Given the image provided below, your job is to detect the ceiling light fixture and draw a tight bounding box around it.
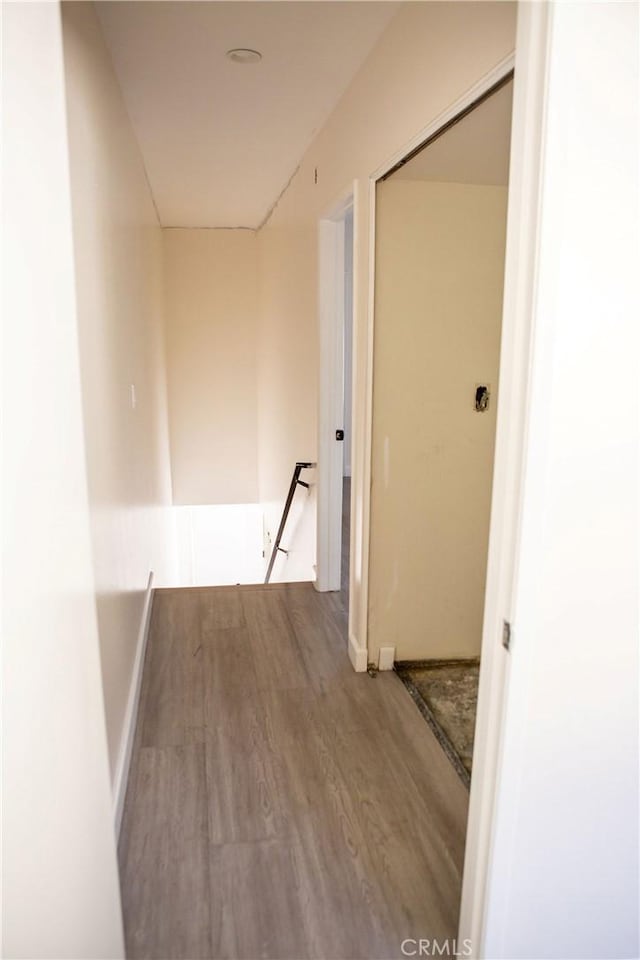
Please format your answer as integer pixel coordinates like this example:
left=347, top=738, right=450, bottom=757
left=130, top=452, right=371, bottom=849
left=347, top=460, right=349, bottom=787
left=226, top=48, right=262, bottom=65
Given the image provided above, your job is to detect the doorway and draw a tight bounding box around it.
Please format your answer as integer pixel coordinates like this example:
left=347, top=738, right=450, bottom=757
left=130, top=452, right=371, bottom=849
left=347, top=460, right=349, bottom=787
left=341, top=207, right=354, bottom=603
left=369, top=76, right=514, bottom=784
left=317, top=191, right=355, bottom=617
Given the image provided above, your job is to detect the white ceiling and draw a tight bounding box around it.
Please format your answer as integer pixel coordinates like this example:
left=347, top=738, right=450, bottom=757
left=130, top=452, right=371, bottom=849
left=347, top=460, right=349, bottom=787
left=391, top=79, right=513, bottom=186
left=96, top=1, right=397, bottom=229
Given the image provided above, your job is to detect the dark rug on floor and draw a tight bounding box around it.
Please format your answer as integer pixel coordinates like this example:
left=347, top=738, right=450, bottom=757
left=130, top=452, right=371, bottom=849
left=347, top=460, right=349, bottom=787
left=395, top=659, right=480, bottom=788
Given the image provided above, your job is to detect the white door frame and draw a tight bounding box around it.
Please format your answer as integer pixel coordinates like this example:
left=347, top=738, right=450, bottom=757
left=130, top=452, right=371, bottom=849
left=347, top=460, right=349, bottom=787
left=357, top=53, right=517, bottom=672
left=459, top=6, right=554, bottom=952
left=316, top=187, right=354, bottom=594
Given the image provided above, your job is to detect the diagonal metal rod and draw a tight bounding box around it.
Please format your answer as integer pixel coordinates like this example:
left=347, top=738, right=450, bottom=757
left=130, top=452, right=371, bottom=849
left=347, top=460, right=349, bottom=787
left=264, top=461, right=315, bottom=584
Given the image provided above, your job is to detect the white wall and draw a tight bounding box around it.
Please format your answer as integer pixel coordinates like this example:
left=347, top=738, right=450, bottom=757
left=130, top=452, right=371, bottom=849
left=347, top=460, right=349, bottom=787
left=2, top=3, right=124, bottom=956
left=256, top=2, right=516, bottom=642
left=174, top=504, right=265, bottom=587
left=163, top=228, right=260, bottom=505
left=369, top=180, right=507, bottom=663
left=61, top=1, right=175, bottom=787
left=481, top=3, right=639, bottom=957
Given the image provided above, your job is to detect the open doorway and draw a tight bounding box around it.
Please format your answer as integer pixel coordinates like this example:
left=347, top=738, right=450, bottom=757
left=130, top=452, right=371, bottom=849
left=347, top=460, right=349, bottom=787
left=317, top=192, right=355, bottom=618
left=369, top=75, right=514, bottom=786
left=341, top=207, right=354, bottom=603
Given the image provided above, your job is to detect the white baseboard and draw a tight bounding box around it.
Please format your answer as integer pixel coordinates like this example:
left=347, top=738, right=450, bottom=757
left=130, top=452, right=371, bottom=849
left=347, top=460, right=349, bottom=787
left=113, top=570, right=154, bottom=837
left=348, top=632, right=368, bottom=672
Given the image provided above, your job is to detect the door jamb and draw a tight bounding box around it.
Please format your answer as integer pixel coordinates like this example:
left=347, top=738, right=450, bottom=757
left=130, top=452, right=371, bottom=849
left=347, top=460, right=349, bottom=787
left=458, top=8, right=551, bottom=953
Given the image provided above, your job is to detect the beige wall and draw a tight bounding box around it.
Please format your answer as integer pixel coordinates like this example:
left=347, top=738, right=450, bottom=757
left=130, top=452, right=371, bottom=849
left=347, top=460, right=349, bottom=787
left=2, top=3, right=124, bottom=954
left=368, top=180, right=507, bottom=662
left=163, top=229, right=259, bottom=504
left=62, top=2, right=174, bottom=783
left=256, top=2, right=516, bottom=645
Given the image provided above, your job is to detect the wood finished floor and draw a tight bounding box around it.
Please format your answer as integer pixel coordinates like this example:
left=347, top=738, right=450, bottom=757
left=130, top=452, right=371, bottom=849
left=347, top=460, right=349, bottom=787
left=119, top=582, right=469, bottom=959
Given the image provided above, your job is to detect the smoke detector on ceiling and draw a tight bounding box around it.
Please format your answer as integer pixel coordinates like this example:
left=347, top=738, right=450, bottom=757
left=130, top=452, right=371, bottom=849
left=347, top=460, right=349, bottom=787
left=226, top=48, right=262, bottom=65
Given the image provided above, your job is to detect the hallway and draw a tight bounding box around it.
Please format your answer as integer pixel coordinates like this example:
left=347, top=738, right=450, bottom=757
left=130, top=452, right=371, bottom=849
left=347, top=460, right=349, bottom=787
left=119, top=583, right=469, bottom=959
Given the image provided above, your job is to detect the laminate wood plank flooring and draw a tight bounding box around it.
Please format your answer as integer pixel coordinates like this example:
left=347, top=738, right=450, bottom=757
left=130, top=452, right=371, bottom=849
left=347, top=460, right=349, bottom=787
left=119, top=582, right=469, bottom=959
left=122, top=744, right=211, bottom=959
